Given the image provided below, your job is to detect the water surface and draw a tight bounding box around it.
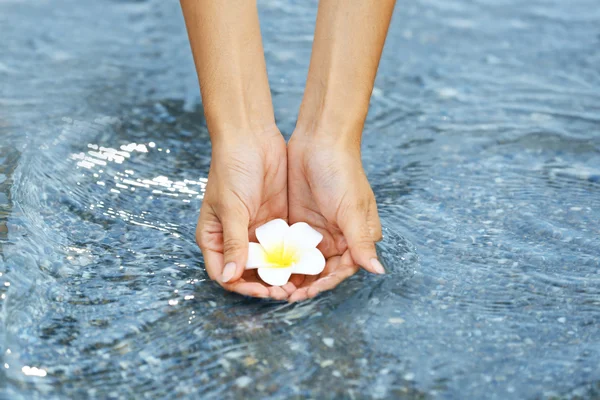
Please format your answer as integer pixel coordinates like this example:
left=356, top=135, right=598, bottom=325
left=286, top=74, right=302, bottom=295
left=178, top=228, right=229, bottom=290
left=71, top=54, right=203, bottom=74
left=1, top=0, right=599, bottom=398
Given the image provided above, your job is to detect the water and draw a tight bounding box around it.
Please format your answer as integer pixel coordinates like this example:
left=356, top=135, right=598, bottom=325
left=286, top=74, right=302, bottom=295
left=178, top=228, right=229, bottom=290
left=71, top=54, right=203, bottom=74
left=1, top=0, right=599, bottom=398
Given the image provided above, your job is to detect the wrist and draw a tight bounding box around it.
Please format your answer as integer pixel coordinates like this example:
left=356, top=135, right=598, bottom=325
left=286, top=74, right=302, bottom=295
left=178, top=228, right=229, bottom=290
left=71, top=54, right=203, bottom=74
left=210, top=123, right=282, bottom=150
left=293, top=80, right=369, bottom=151
left=207, top=118, right=278, bottom=144
left=290, top=124, right=362, bottom=158
left=292, top=106, right=364, bottom=155
left=204, top=95, right=276, bottom=142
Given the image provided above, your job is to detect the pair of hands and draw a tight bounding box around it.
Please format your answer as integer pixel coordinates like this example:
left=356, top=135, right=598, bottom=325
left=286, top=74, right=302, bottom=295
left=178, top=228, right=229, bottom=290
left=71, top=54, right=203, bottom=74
left=196, top=126, right=383, bottom=302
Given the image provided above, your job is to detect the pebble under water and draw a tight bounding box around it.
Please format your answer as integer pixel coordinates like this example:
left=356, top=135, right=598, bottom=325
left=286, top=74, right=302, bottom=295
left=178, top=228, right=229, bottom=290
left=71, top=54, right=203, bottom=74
left=1, top=0, right=600, bottom=398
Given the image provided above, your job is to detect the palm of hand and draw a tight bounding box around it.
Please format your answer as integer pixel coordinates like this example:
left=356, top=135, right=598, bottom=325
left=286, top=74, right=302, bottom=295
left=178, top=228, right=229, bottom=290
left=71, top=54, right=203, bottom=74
left=197, top=132, right=294, bottom=300
left=199, top=132, right=381, bottom=302
left=285, top=138, right=378, bottom=302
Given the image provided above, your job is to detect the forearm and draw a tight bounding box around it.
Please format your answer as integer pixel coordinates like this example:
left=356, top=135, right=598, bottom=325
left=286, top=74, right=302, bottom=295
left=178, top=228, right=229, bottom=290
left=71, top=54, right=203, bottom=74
left=296, top=0, right=396, bottom=144
left=181, top=0, right=275, bottom=139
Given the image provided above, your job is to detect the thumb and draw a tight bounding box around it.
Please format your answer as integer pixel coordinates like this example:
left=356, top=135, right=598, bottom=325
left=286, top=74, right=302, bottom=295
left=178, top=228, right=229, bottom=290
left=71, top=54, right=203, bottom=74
left=339, top=207, right=385, bottom=275
left=220, top=207, right=250, bottom=283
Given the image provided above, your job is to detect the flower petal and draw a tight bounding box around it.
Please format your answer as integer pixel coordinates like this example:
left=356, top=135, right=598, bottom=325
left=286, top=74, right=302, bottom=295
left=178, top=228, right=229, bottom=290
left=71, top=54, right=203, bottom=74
left=291, top=248, right=326, bottom=275
left=257, top=267, right=293, bottom=286
left=285, top=222, right=323, bottom=250
left=255, top=219, right=289, bottom=253
left=246, top=242, right=271, bottom=269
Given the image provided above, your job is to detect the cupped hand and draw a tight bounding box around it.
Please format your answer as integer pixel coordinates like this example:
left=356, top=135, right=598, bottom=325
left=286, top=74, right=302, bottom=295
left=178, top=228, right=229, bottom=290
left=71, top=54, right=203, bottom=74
left=286, top=132, right=384, bottom=302
left=196, top=127, right=295, bottom=300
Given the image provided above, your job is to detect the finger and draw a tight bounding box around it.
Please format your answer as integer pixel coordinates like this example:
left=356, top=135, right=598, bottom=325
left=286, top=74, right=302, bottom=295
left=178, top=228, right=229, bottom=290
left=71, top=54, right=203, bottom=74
left=334, top=234, right=348, bottom=255
left=307, top=257, right=359, bottom=298
left=306, top=276, right=334, bottom=298
left=320, top=255, right=341, bottom=275
left=339, top=205, right=385, bottom=275
left=201, top=247, right=224, bottom=282
left=315, top=228, right=339, bottom=259
left=281, top=282, right=297, bottom=296
left=288, top=287, right=310, bottom=303
left=221, top=280, right=269, bottom=298
left=298, top=274, right=318, bottom=288
left=196, top=205, right=224, bottom=281
left=289, top=274, right=306, bottom=288
left=220, top=206, right=250, bottom=283
left=288, top=274, right=317, bottom=302
left=269, top=286, right=289, bottom=301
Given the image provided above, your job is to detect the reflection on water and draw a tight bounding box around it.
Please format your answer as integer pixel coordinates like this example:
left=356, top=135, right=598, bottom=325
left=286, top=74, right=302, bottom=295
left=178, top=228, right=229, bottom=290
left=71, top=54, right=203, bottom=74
left=1, top=0, right=600, bottom=398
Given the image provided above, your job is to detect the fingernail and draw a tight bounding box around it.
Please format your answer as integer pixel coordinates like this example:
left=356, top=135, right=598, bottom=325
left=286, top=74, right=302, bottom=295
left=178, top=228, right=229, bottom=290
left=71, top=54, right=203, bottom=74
left=221, top=262, right=237, bottom=283
left=370, top=258, right=385, bottom=274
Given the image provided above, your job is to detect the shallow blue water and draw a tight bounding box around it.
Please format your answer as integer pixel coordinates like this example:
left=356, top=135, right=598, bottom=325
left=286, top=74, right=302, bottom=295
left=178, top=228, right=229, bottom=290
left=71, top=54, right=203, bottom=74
left=1, top=0, right=600, bottom=398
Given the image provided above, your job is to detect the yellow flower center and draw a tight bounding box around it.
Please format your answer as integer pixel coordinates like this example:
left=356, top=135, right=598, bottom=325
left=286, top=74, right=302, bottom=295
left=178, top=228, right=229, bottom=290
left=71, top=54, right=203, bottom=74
left=265, top=244, right=299, bottom=268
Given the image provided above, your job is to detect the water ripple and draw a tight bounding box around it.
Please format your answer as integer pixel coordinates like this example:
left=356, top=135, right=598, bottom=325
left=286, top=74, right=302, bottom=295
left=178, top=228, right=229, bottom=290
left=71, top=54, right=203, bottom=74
left=2, top=0, right=600, bottom=398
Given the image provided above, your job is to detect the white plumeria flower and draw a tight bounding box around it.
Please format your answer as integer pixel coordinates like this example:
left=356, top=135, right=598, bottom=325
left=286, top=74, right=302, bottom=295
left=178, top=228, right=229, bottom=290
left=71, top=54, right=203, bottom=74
left=245, top=219, right=326, bottom=286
